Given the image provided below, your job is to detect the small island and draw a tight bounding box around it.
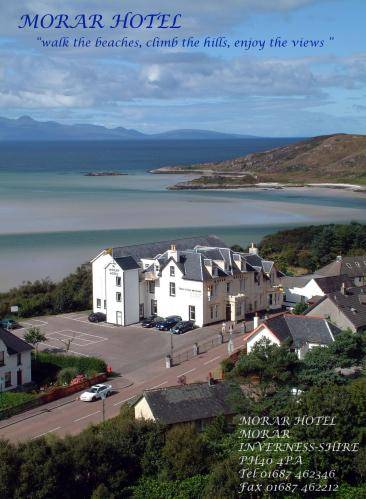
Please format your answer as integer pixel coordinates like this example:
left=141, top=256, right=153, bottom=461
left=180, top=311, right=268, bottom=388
left=84, top=171, right=128, bottom=177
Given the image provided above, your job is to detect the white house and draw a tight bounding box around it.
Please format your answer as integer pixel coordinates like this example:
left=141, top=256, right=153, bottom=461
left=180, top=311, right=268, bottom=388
left=282, top=275, right=353, bottom=308
left=91, top=235, right=284, bottom=327
left=245, top=313, right=341, bottom=359
left=0, top=327, right=32, bottom=391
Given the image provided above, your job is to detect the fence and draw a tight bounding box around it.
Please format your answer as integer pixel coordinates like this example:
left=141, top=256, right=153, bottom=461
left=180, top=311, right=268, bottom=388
left=171, top=331, right=241, bottom=367
left=0, top=372, right=107, bottom=421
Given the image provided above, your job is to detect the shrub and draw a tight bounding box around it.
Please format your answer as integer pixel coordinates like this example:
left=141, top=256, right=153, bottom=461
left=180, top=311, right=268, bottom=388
left=57, top=367, right=79, bottom=386
left=35, top=352, right=107, bottom=375
left=0, top=392, right=36, bottom=411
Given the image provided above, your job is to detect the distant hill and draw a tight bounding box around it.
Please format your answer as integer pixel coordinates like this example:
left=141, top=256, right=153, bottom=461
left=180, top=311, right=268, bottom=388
left=154, top=134, right=366, bottom=185
left=0, top=116, right=254, bottom=141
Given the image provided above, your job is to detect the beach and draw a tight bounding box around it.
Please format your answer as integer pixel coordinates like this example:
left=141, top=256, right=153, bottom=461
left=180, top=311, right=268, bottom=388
left=1, top=139, right=365, bottom=291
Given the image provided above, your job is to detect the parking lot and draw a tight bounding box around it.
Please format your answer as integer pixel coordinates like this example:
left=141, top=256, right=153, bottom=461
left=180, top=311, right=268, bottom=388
left=13, top=312, right=238, bottom=376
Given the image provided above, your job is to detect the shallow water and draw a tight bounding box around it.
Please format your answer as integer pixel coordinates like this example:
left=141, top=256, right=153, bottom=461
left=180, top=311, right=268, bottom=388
left=0, top=139, right=364, bottom=290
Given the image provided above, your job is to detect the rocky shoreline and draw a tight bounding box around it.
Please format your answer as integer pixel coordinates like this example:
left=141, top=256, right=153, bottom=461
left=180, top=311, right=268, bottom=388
left=150, top=167, right=366, bottom=192
left=84, top=171, right=128, bottom=176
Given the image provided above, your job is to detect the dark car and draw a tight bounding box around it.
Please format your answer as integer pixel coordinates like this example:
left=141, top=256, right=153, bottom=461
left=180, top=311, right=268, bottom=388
left=141, top=315, right=164, bottom=328
left=0, top=318, right=19, bottom=330
left=155, top=315, right=182, bottom=331
left=88, top=312, right=106, bottom=323
left=171, top=320, right=195, bottom=335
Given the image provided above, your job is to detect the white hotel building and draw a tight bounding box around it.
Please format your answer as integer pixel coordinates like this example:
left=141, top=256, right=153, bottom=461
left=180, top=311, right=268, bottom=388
left=91, top=235, right=283, bottom=327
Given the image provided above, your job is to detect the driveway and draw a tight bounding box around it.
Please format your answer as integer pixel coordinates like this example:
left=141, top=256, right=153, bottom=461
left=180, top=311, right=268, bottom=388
left=13, top=312, right=251, bottom=376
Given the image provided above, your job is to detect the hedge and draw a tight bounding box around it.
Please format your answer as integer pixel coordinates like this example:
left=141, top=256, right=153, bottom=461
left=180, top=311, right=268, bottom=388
left=0, top=391, right=37, bottom=411
left=34, top=352, right=107, bottom=375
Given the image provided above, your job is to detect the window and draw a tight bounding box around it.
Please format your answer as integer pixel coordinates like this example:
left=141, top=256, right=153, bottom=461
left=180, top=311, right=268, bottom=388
left=148, top=281, right=155, bottom=294
left=96, top=298, right=101, bottom=308
left=0, top=351, right=4, bottom=367
left=17, top=353, right=22, bottom=366
left=103, top=300, right=106, bottom=309
left=214, top=304, right=219, bottom=318
left=269, top=294, right=273, bottom=305
left=240, top=279, right=245, bottom=292
left=226, top=282, right=231, bottom=293
left=169, top=282, right=176, bottom=297
left=151, top=299, right=157, bottom=315
left=170, top=266, right=175, bottom=277
left=4, top=372, right=11, bottom=388
left=210, top=306, right=214, bottom=320
left=189, top=305, right=196, bottom=321
left=116, top=276, right=121, bottom=286
left=116, top=292, right=122, bottom=302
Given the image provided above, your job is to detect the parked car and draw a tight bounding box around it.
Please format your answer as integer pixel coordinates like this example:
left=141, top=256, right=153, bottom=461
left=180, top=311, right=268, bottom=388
left=141, top=315, right=164, bottom=328
left=171, top=320, right=195, bottom=335
left=155, top=315, right=182, bottom=331
left=88, top=312, right=106, bottom=323
left=0, top=318, right=19, bottom=329
left=79, top=383, right=112, bottom=402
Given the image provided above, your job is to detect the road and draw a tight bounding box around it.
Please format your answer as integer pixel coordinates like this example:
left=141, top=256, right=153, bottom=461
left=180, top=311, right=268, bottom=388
left=0, top=331, right=245, bottom=443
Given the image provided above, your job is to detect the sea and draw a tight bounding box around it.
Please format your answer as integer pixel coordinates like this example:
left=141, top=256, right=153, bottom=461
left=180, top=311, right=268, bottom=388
left=1, top=138, right=365, bottom=292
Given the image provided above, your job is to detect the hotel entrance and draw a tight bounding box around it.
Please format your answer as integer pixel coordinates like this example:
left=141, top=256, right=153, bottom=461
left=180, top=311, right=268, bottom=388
left=226, top=304, right=231, bottom=321
left=116, top=311, right=123, bottom=326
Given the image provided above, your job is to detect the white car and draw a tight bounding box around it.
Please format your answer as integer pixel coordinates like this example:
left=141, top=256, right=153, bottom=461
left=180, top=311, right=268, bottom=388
left=79, top=383, right=112, bottom=402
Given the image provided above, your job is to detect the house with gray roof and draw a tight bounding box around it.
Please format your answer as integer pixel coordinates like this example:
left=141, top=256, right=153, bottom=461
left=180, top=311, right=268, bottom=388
left=245, top=313, right=340, bottom=359
left=133, top=381, right=236, bottom=427
left=305, top=286, right=366, bottom=333
left=0, top=327, right=32, bottom=391
left=91, top=236, right=283, bottom=326
left=317, top=255, right=366, bottom=287
left=282, top=273, right=354, bottom=308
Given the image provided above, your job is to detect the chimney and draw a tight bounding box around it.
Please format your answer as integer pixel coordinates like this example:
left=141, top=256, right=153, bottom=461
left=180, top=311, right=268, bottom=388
left=340, top=282, right=346, bottom=295
left=253, top=312, right=259, bottom=328
left=168, top=243, right=177, bottom=260
left=249, top=242, right=258, bottom=256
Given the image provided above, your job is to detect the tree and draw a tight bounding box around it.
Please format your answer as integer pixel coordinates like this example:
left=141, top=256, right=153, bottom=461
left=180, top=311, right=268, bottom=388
left=293, top=302, right=308, bottom=315
left=57, top=331, right=76, bottom=353
left=162, top=424, right=209, bottom=480
left=0, top=440, right=20, bottom=499
left=23, top=327, right=46, bottom=357
left=230, top=339, right=300, bottom=403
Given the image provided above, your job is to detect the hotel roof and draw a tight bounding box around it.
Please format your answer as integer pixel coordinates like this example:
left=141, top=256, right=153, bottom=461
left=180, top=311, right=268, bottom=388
left=112, top=235, right=228, bottom=260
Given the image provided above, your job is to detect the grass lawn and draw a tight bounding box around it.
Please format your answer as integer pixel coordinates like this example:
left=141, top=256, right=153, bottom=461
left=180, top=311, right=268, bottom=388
left=0, top=391, right=37, bottom=411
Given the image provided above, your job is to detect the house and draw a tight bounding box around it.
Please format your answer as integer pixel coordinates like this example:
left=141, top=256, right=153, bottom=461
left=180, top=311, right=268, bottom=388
left=282, top=274, right=353, bottom=308
left=133, top=381, right=236, bottom=427
left=317, top=255, right=366, bottom=287
left=305, top=286, right=366, bottom=333
left=0, top=327, right=32, bottom=391
left=91, top=235, right=283, bottom=327
left=244, top=314, right=340, bottom=359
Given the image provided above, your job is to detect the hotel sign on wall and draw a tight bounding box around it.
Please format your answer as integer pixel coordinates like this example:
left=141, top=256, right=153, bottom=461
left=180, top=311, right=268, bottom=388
left=178, top=286, right=202, bottom=295
left=108, top=265, right=119, bottom=276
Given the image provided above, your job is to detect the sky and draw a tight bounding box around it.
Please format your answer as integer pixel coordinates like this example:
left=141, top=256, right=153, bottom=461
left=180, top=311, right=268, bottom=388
left=0, top=0, right=366, bottom=136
